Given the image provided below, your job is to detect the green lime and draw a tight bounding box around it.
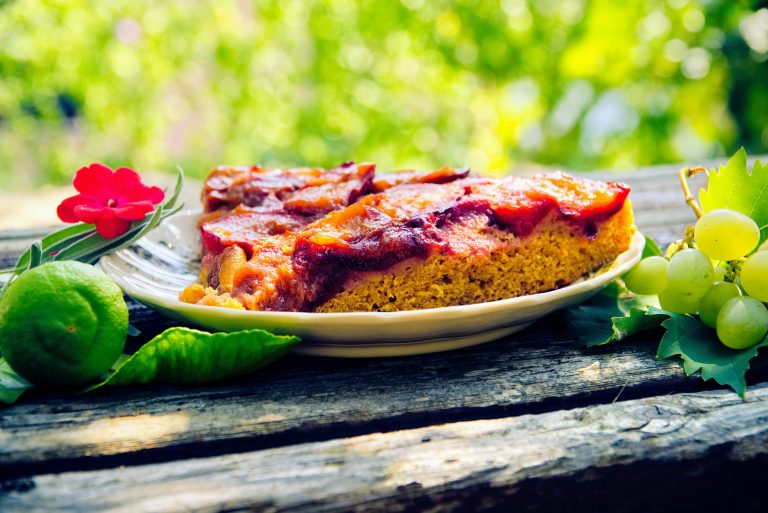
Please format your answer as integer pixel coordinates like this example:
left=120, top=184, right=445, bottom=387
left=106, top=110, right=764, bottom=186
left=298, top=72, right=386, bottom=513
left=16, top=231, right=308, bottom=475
left=0, top=261, right=128, bottom=388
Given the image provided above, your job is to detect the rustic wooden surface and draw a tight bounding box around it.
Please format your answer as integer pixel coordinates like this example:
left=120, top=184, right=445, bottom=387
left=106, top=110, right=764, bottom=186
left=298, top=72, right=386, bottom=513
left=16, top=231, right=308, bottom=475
left=4, top=386, right=768, bottom=512
left=1, top=162, right=767, bottom=512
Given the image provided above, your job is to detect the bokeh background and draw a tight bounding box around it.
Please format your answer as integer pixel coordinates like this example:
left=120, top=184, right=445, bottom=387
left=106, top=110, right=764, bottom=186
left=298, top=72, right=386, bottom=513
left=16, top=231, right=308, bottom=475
left=1, top=0, right=767, bottom=191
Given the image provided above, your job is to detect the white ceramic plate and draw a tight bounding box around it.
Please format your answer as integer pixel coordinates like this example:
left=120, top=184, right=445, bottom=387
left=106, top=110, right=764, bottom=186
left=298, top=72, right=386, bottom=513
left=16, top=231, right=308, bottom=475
left=100, top=210, right=644, bottom=357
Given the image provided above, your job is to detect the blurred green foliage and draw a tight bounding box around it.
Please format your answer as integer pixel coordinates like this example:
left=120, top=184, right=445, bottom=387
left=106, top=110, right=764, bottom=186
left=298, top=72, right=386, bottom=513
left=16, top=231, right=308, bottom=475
left=1, top=0, right=767, bottom=189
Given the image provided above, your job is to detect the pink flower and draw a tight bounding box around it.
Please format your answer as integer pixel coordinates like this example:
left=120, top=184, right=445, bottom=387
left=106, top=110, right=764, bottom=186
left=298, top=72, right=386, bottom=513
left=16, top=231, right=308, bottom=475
left=57, top=163, right=165, bottom=238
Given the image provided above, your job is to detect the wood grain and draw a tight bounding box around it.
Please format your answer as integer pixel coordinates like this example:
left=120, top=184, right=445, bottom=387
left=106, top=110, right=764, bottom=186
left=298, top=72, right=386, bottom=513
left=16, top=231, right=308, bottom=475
left=4, top=311, right=767, bottom=478
left=3, top=385, right=767, bottom=512
left=0, top=320, right=687, bottom=476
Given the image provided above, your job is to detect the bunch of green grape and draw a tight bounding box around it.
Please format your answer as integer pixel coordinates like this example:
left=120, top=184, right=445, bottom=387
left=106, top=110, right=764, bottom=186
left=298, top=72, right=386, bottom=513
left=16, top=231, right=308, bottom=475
left=624, top=209, right=768, bottom=350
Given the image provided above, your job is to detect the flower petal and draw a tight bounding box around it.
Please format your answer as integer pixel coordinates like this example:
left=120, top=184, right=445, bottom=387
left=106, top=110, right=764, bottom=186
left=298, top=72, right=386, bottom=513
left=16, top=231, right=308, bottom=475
left=73, top=204, right=106, bottom=224
left=115, top=167, right=165, bottom=204
left=113, top=167, right=143, bottom=194
left=73, top=163, right=115, bottom=198
left=145, top=185, right=165, bottom=204
left=112, top=201, right=155, bottom=220
left=93, top=209, right=131, bottom=238
left=57, top=194, right=90, bottom=223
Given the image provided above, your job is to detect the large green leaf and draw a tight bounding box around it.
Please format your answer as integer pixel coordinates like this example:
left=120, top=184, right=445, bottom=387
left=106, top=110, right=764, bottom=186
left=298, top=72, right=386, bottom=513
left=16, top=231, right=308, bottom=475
left=699, top=148, right=768, bottom=244
left=656, top=311, right=768, bottom=398
left=92, top=327, right=300, bottom=389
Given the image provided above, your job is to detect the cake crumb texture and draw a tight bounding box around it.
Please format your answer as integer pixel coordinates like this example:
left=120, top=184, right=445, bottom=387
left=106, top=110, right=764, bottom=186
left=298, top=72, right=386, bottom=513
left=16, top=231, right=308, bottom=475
left=316, top=202, right=634, bottom=312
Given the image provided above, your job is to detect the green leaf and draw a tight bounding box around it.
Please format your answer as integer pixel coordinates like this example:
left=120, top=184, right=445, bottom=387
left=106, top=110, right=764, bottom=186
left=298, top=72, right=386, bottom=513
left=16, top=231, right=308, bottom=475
left=9, top=224, right=94, bottom=273
left=1, top=223, right=96, bottom=291
left=71, top=206, right=167, bottom=264
left=564, top=283, right=665, bottom=347
left=47, top=230, right=115, bottom=262
left=642, top=234, right=662, bottom=258
left=610, top=307, right=669, bottom=342
left=164, top=167, right=185, bottom=210
left=51, top=215, right=155, bottom=262
left=699, top=148, right=768, bottom=244
left=41, top=225, right=98, bottom=258
left=28, top=241, right=42, bottom=269
left=656, top=312, right=768, bottom=398
left=0, top=358, right=33, bottom=405
left=89, top=327, right=299, bottom=390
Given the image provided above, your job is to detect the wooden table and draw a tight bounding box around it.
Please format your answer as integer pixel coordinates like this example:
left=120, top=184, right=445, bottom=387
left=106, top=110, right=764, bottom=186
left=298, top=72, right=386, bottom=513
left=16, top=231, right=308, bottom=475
left=2, top=163, right=767, bottom=512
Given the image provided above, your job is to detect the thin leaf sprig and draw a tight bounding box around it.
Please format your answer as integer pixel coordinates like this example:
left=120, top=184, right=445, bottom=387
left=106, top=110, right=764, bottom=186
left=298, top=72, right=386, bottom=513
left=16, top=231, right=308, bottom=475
left=0, top=167, right=185, bottom=298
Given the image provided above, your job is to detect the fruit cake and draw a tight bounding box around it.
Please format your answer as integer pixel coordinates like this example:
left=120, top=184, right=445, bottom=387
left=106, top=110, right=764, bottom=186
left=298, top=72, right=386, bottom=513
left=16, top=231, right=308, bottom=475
left=179, top=162, right=634, bottom=312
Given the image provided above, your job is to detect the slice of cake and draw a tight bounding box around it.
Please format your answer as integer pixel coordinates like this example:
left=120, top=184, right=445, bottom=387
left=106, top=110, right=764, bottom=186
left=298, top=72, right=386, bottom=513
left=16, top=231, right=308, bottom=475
left=180, top=163, right=634, bottom=312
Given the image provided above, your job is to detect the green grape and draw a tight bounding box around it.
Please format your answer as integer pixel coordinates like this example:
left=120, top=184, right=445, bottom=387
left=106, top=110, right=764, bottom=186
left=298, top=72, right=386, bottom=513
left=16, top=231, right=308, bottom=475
left=694, top=209, right=760, bottom=261
left=716, top=297, right=768, bottom=349
left=658, top=288, right=701, bottom=314
left=740, top=252, right=768, bottom=302
left=698, top=281, right=741, bottom=328
left=713, top=264, right=728, bottom=282
left=623, top=256, right=668, bottom=295
left=666, top=248, right=714, bottom=301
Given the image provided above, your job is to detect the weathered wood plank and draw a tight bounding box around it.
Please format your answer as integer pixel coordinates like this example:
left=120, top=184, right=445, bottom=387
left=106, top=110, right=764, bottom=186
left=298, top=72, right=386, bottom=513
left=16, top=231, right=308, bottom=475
left=3, top=315, right=767, bottom=478
left=3, top=385, right=768, bottom=513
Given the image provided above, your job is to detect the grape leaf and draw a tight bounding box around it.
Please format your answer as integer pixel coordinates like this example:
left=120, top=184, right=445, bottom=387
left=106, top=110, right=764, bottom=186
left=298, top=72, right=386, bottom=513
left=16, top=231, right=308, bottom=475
left=87, top=327, right=300, bottom=390
left=610, top=308, right=668, bottom=342
left=642, top=234, right=662, bottom=258
left=564, top=282, right=665, bottom=347
left=699, top=148, right=768, bottom=244
left=656, top=310, right=768, bottom=398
